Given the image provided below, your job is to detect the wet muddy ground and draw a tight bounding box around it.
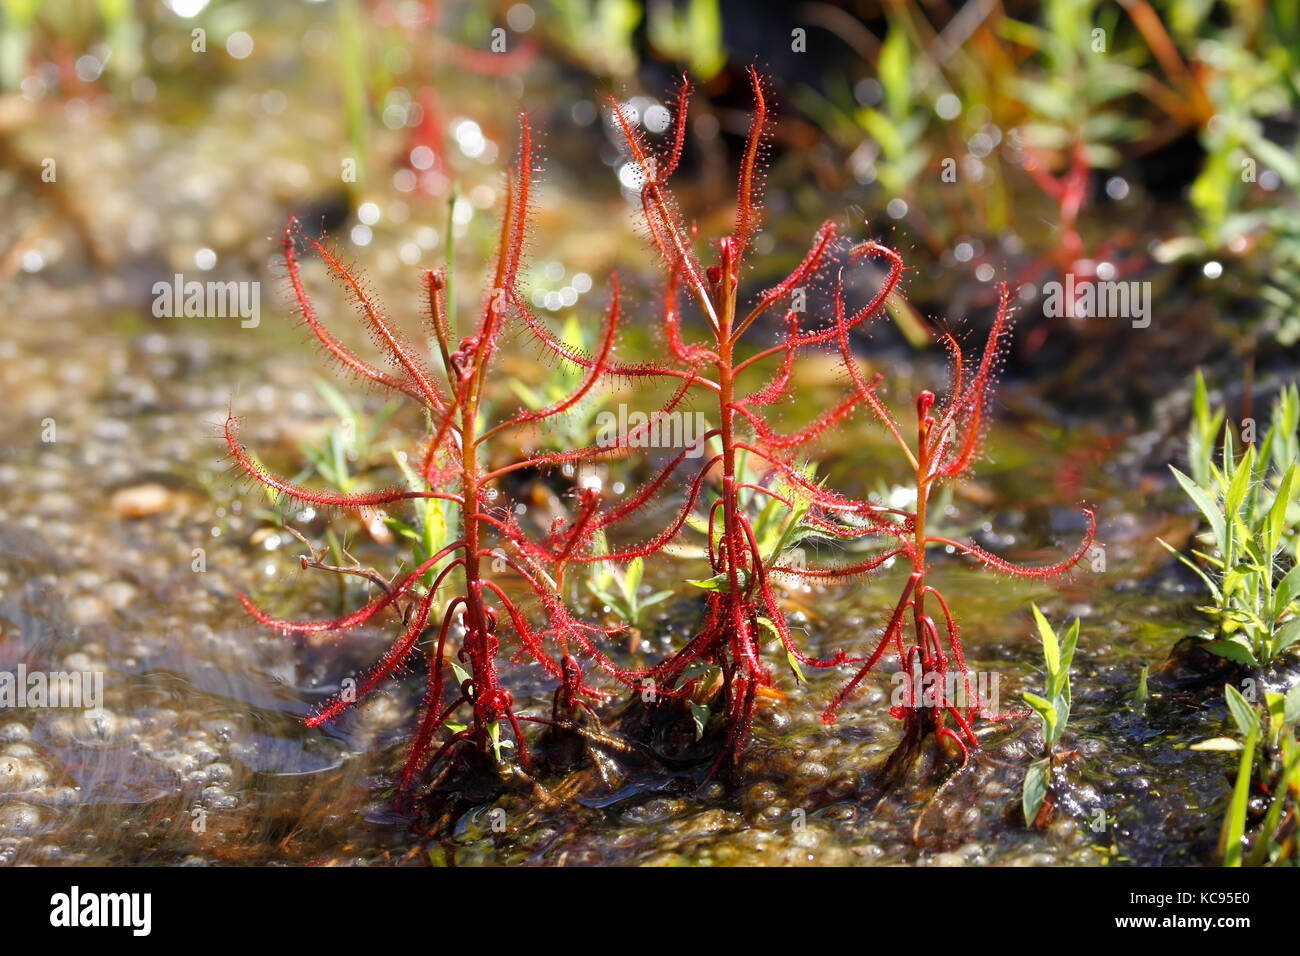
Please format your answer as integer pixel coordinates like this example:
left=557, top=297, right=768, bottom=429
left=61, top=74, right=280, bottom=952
left=0, top=275, right=1271, bottom=865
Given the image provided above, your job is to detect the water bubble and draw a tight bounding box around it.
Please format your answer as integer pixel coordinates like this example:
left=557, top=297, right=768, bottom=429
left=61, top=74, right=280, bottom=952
left=975, top=263, right=995, bottom=282
left=853, top=79, right=882, bottom=107
left=261, top=89, right=286, bottom=115
left=410, top=145, right=436, bottom=170
left=1105, top=176, right=1130, bottom=200
left=74, top=54, right=104, bottom=83
left=643, top=104, right=671, bottom=133
left=506, top=3, right=536, bottom=31
left=451, top=118, right=485, bottom=159
left=1203, top=261, right=1223, bottom=279
left=226, top=31, right=254, bottom=60
left=572, top=272, right=592, bottom=293
left=618, top=162, right=643, bottom=190
left=886, top=198, right=908, bottom=219
left=935, top=94, right=962, bottom=120
left=350, top=224, right=372, bottom=246
left=382, top=104, right=406, bottom=130
left=20, top=75, right=46, bottom=101
left=166, top=0, right=210, bottom=16
left=195, top=247, right=217, bottom=270
left=968, top=132, right=993, bottom=157
left=357, top=202, right=381, bottom=225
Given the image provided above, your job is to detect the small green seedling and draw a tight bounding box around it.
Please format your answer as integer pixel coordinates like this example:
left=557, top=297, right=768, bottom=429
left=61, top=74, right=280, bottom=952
left=1022, top=604, right=1080, bottom=827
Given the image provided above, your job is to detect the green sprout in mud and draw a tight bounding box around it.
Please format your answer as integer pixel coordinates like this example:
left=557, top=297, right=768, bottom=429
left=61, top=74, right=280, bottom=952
left=585, top=554, right=673, bottom=632
left=1162, top=370, right=1300, bottom=668
left=1021, top=604, right=1080, bottom=828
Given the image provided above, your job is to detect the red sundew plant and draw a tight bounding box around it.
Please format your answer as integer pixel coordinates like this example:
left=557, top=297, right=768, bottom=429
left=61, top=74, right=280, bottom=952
left=502, top=69, right=930, bottom=767
left=820, top=281, right=1097, bottom=773
left=225, top=117, right=644, bottom=802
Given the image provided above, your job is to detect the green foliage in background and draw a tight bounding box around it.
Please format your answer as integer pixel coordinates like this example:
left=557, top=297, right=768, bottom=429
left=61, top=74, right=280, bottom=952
left=1162, top=371, right=1300, bottom=668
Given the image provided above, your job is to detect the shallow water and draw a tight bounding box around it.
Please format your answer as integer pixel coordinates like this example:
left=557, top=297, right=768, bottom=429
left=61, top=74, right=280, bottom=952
left=1, top=5, right=1294, bottom=867
left=0, top=275, right=1274, bottom=866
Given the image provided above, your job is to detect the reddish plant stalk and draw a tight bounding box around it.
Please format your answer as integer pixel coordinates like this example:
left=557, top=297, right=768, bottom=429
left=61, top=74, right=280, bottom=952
left=227, top=115, right=641, bottom=801
left=492, top=69, right=923, bottom=766
left=821, top=283, right=1097, bottom=767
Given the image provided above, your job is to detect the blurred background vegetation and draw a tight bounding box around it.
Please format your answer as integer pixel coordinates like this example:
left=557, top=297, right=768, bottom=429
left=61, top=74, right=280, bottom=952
left=2, top=0, right=1298, bottom=381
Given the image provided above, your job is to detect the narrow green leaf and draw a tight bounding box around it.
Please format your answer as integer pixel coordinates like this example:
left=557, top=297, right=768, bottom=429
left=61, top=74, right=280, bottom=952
left=1132, top=663, right=1149, bottom=710
left=1224, top=683, right=1261, bottom=738
left=1220, top=725, right=1257, bottom=867
left=1023, top=691, right=1058, bottom=744
left=1031, top=604, right=1060, bottom=677
left=1170, top=466, right=1226, bottom=553
left=1265, top=465, right=1294, bottom=555
left=1023, top=757, right=1050, bottom=827
left=689, top=701, right=710, bottom=741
